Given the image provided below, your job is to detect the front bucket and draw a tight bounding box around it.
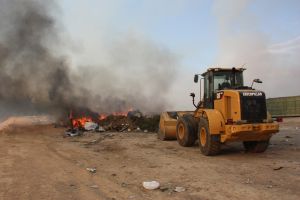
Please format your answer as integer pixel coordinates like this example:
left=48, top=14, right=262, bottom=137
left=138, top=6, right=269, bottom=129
left=158, top=111, right=193, bottom=140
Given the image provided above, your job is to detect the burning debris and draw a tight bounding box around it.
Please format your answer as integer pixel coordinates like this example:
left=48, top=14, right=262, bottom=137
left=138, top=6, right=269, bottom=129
left=64, top=109, right=160, bottom=137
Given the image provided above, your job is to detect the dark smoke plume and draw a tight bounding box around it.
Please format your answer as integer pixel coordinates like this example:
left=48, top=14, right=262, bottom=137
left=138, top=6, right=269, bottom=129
left=0, top=0, right=178, bottom=119
left=0, top=0, right=84, bottom=119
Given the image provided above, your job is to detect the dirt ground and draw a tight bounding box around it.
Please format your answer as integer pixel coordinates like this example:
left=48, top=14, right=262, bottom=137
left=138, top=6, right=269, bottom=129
left=0, top=118, right=299, bottom=200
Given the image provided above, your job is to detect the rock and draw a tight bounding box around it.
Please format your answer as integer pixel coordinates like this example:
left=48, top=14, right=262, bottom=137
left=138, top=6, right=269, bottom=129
left=174, top=186, right=185, bottom=192
left=143, top=181, right=160, bottom=190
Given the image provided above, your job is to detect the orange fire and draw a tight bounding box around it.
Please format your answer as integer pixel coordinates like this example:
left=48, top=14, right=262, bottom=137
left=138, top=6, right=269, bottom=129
left=98, top=108, right=133, bottom=121
left=72, top=116, right=92, bottom=128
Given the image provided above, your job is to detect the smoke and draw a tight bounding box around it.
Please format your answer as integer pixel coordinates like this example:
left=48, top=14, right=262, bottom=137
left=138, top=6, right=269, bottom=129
left=0, top=0, right=179, bottom=119
left=213, top=0, right=300, bottom=97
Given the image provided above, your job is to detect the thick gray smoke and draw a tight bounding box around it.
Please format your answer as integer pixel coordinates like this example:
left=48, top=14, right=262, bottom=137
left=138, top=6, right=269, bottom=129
left=0, top=0, right=178, bottom=119
left=213, top=0, right=300, bottom=97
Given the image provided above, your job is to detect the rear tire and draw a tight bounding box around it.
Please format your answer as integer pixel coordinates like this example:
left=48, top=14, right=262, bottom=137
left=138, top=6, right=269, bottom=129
left=176, top=116, right=196, bottom=147
left=198, top=118, right=220, bottom=156
left=243, top=140, right=269, bottom=153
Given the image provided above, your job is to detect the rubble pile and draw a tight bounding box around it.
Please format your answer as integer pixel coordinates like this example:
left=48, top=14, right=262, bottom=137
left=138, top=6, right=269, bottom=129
left=64, top=110, right=160, bottom=136
left=99, top=111, right=160, bottom=132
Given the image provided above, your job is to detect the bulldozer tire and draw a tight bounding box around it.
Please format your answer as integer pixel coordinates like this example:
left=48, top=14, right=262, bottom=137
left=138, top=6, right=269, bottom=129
left=198, top=118, right=220, bottom=156
left=183, top=114, right=198, bottom=138
left=176, top=116, right=196, bottom=147
left=243, top=140, right=269, bottom=153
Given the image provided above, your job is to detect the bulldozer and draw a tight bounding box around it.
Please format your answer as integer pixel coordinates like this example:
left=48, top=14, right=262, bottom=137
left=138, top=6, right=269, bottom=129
left=158, top=67, right=279, bottom=156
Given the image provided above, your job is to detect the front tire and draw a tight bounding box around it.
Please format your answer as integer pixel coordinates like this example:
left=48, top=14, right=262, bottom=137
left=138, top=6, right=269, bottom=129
left=243, top=140, right=269, bottom=153
left=176, top=116, right=196, bottom=147
left=198, top=118, right=220, bottom=156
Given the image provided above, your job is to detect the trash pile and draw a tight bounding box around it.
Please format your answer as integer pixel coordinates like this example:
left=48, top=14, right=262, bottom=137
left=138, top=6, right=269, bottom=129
left=64, top=110, right=160, bottom=137
left=99, top=111, right=160, bottom=132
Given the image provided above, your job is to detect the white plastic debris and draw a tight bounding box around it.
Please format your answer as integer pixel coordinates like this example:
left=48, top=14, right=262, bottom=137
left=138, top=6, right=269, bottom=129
left=90, top=185, right=99, bottom=189
left=65, top=130, right=80, bottom=137
left=86, top=168, right=97, bottom=173
left=174, top=186, right=185, bottom=192
left=142, top=181, right=160, bottom=190
left=144, top=130, right=148, bottom=133
left=84, top=122, right=98, bottom=131
left=98, top=126, right=105, bottom=132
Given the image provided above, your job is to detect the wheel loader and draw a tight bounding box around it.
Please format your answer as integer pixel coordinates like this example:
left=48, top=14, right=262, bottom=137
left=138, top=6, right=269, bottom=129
left=158, top=67, right=279, bottom=156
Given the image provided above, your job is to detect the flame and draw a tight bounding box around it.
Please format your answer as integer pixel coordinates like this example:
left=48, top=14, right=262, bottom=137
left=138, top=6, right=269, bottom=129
left=72, top=116, right=92, bottom=128
left=69, top=108, right=133, bottom=128
left=98, top=108, right=133, bottom=121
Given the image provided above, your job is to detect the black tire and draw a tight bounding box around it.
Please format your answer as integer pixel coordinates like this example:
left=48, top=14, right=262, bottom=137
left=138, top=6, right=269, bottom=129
left=198, top=118, right=221, bottom=156
left=184, top=114, right=198, bottom=138
left=243, top=140, right=269, bottom=153
left=176, top=116, right=196, bottom=147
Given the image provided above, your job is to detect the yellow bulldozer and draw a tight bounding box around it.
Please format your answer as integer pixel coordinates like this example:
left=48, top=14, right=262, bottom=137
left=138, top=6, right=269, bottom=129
left=158, top=67, right=279, bottom=156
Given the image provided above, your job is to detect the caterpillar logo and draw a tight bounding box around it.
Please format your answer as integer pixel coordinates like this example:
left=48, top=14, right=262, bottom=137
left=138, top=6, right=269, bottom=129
left=216, top=92, right=224, bottom=99
left=242, top=92, right=263, bottom=97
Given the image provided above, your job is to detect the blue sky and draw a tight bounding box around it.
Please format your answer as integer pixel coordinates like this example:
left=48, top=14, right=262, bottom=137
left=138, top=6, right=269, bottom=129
left=58, top=0, right=300, bottom=109
left=59, top=0, right=300, bottom=69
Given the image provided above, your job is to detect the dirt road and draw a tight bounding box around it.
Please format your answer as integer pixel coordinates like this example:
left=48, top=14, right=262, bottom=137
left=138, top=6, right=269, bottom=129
left=0, top=119, right=299, bottom=200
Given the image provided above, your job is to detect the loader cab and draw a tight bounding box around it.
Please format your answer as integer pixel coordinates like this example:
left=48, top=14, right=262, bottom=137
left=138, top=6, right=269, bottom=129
left=201, top=68, right=245, bottom=108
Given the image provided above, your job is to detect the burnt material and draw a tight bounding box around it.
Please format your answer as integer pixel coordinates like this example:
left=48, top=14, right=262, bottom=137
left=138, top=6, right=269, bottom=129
left=239, top=92, right=267, bottom=123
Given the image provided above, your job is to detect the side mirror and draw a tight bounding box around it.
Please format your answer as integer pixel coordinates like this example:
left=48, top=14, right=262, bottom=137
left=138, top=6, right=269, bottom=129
left=251, top=78, right=263, bottom=88
left=194, top=75, right=199, bottom=83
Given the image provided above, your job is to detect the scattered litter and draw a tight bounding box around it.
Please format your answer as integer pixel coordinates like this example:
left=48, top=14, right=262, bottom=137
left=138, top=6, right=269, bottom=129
left=143, top=181, right=160, bottom=190
left=159, top=186, right=170, bottom=192
left=273, top=166, right=283, bottom=170
left=127, top=128, right=131, bottom=132
left=285, top=135, right=292, bottom=138
left=121, top=182, right=127, bottom=187
left=267, top=185, right=273, bottom=188
left=244, top=178, right=253, bottom=184
left=128, top=110, right=142, bottom=118
left=97, top=126, right=105, bottom=132
left=144, top=130, right=148, bottom=133
left=174, top=186, right=186, bottom=192
left=84, top=121, right=98, bottom=131
left=119, top=124, right=130, bottom=132
left=86, top=168, right=97, bottom=173
left=65, top=129, right=81, bottom=137
left=90, top=185, right=99, bottom=189
left=136, top=127, right=141, bottom=131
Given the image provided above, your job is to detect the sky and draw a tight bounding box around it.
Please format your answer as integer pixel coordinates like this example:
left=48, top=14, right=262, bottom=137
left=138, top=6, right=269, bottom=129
left=58, top=0, right=300, bottom=110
